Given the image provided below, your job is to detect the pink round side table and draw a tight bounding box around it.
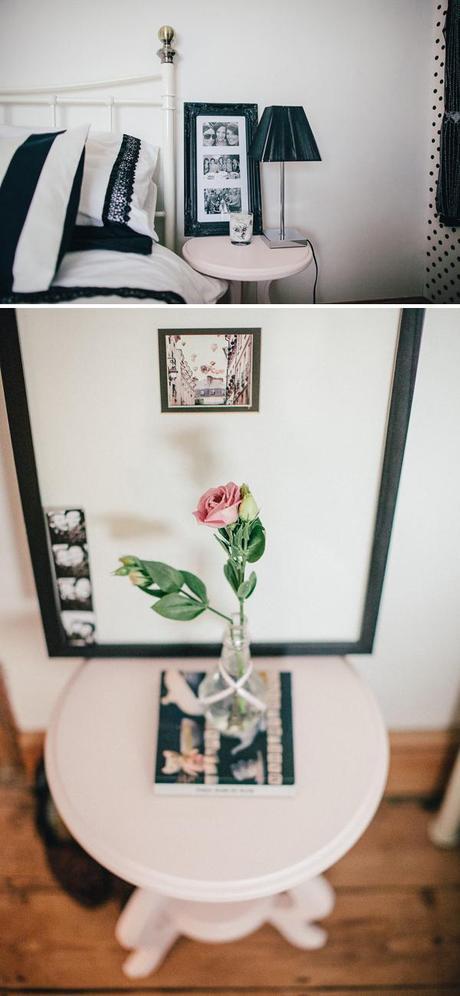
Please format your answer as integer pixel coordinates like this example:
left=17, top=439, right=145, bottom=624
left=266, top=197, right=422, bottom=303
left=45, top=657, right=388, bottom=979
left=182, top=235, right=313, bottom=303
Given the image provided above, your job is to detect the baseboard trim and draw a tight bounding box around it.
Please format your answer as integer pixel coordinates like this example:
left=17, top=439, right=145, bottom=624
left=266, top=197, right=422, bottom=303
left=386, top=730, right=460, bottom=797
left=0, top=665, right=23, bottom=782
left=17, top=729, right=460, bottom=797
left=18, top=731, right=46, bottom=783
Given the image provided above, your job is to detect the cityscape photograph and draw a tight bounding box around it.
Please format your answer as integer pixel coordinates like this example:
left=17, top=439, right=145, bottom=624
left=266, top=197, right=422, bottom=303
left=161, top=331, right=258, bottom=411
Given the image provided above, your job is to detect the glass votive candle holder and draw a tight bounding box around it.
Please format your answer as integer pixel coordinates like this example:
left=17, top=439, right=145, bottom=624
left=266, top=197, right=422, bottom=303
left=229, top=212, right=253, bottom=245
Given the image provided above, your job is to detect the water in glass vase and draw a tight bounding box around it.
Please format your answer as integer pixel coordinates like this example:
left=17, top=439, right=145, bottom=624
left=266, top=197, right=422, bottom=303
left=198, top=615, right=267, bottom=737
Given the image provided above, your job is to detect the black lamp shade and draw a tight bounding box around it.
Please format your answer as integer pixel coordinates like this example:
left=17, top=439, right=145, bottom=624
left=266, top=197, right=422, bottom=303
left=248, top=106, right=321, bottom=163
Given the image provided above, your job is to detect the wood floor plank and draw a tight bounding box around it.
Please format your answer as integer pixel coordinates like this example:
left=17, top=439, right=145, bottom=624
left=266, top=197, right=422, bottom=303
left=5, top=990, right=460, bottom=996
left=328, top=798, right=460, bottom=888
left=0, top=886, right=459, bottom=989
left=1, top=783, right=460, bottom=992
left=0, top=786, right=54, bottom=889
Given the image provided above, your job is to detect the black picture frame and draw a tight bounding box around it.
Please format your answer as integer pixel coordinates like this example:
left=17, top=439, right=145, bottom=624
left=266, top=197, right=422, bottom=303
left=0, top=308, right=425, bottom=659
left=158, top=329, right=261, bottom=413
left=184, top=102, right=263, bottom=237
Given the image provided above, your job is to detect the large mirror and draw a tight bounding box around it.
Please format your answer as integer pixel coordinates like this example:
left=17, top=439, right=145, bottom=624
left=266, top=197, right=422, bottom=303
left=0, top=307, right=424, bottom=657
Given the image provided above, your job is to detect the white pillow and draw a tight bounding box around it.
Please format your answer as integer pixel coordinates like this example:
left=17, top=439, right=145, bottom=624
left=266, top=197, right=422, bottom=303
left=77, top=131, right=159, bottom=240
left=0, top=124, right=89, bottom=295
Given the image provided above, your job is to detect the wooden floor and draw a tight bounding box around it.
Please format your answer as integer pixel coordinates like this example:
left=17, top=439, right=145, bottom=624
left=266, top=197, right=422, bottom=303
left=0, top=775, right=459, bottom=995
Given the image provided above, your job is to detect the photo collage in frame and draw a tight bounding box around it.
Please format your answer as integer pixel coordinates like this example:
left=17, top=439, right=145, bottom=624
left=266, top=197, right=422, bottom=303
left=197, top=115, right=248, bottom=223
left=45, top=508, right=97, bottom=646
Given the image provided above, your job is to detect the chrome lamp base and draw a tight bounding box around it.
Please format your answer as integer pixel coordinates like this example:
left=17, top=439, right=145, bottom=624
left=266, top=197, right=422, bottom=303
left=261, top=227, right=308, bottom=249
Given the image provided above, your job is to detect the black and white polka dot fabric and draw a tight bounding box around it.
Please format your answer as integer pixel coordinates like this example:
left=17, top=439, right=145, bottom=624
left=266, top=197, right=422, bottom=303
left=425, top=1, right=460, bottom=303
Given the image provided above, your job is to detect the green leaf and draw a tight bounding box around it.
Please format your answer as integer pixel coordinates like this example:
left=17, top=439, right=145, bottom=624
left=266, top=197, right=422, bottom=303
left=181, top=570, right=208, bottom=603
left=140, top=560, right=184, bottom=593
left=247, top=519, right=266, bottom=563
left=237, top=571, right=257, bottom=600
left=224, top=559, right=240, bottom=594
left=153, top=592, right=206, bottom=621
left=138, top=586, right=166, bottom=598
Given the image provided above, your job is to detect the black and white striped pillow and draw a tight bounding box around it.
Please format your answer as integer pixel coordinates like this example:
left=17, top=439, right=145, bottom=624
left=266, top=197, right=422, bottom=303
left=0, top=124, right=88, bottom=295
left=76, top=131, right=159, bottom=240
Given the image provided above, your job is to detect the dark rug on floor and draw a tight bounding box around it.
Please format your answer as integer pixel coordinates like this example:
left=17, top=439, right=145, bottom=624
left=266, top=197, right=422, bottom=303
left=34, top=758, right=133, bottom=908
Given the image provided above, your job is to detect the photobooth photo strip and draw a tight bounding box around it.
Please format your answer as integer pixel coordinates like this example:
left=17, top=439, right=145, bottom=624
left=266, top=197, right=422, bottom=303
left=44, top=507, right=97, bottom=647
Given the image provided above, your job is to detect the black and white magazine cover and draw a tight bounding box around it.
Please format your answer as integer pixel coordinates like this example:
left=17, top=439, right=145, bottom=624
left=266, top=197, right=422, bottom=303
left=154, top=670, right=295, bottom=796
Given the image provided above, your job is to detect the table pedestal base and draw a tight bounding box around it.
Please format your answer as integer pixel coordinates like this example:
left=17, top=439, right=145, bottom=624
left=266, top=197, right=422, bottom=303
left=116, top=875, right=335, bottom=979
left=255, top=280, right=272, bottom=304
left=228, top=280, right=273, bottom=304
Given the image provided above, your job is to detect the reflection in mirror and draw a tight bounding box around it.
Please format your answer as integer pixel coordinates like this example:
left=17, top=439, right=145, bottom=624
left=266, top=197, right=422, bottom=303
left=0, top=306, right=424, bottom=657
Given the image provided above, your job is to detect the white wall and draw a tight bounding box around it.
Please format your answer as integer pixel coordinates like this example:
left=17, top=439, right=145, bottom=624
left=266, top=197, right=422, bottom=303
left=1, top=306, right=459, bottom=731
left=16, top=308, right=399, bottom=646
left=0, top=0, right=433, bottom=303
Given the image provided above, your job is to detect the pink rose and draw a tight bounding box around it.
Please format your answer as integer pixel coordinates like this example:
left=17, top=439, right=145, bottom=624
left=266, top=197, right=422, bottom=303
left=193, top=482, right=241, bottom=528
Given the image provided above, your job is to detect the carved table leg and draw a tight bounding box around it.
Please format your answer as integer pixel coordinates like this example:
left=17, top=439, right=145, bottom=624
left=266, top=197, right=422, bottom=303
left=268, top=875, right=335, bottom=950
left=115, top=877, right=335, bottom=978
left=116, top=887, right=179, bottom=978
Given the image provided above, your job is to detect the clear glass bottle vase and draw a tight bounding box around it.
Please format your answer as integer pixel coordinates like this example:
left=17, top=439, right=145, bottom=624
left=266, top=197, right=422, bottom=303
left=198, top=614, right=267, bottom=738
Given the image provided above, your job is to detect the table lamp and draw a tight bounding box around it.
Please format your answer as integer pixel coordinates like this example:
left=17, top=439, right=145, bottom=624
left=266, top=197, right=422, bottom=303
left=248, top=105, right=321, bottom=248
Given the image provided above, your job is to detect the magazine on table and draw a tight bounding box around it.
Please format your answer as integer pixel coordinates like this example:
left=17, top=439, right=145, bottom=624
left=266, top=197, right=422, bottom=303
left=154, top=669, right=295, bottom=796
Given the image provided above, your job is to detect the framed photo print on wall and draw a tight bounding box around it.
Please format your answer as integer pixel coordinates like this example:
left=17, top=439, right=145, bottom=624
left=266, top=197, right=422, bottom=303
left=184, top=103, right=263, bottom=237
left=158, top=329, right=261, bottom=413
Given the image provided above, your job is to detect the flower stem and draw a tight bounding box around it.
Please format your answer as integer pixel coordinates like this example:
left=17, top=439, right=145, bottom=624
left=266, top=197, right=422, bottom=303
left=207, top=605, right=234, bottom=625
left=178, top=588, right=233, bottom=625
left=239, top=522, right=249, bottom=625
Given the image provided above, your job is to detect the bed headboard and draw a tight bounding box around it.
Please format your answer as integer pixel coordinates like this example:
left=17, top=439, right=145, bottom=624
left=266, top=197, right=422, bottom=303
left=0, top=25, right=177, bottom=251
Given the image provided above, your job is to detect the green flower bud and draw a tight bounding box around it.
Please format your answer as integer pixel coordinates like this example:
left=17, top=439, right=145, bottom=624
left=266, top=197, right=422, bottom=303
left=113, top=566, right=130, bottom=576
left=119, top=555, right=139, bottom=566
left=129, top=569, right=150, bottom=587
left=239, top=491, right=259, bottom=522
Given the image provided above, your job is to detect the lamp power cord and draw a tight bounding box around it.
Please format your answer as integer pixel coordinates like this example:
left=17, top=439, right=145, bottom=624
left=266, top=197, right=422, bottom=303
left=305, top=239, right=319, bottom=304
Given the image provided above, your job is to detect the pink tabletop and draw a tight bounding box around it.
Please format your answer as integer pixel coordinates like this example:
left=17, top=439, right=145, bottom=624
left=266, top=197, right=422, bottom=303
left=45, top=657, right=388, bottom=903
left=182, top=236, right=312, bottom=282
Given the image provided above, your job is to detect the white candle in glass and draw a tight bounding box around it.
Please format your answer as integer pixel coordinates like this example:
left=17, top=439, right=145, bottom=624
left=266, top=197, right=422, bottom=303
left=230, top=213, right=253, bottom=244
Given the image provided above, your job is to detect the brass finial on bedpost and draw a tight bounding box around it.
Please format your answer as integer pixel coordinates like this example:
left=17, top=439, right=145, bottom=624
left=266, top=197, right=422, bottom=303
left=157, top=26, right=176, bottom=64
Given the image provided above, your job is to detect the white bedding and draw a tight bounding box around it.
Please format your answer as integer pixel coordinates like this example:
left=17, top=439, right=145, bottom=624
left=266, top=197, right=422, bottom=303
left=49, top=243, right=227, bottom=304
left=2, top=244, right=227, bottom=304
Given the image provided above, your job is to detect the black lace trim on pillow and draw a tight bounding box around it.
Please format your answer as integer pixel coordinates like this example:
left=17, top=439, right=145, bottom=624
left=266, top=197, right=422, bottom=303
left=1, top=285, right=186, bottom=304
left=103, top=134, right=141, bottom=225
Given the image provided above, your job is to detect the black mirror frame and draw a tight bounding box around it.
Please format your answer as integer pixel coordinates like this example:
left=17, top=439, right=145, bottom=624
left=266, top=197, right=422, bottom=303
left=0, top=308, right=424, bottom=658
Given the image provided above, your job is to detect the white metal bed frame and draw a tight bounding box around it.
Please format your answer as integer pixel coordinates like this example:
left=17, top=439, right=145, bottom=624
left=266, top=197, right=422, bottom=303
left=0, top=25, right=177, bottom=251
